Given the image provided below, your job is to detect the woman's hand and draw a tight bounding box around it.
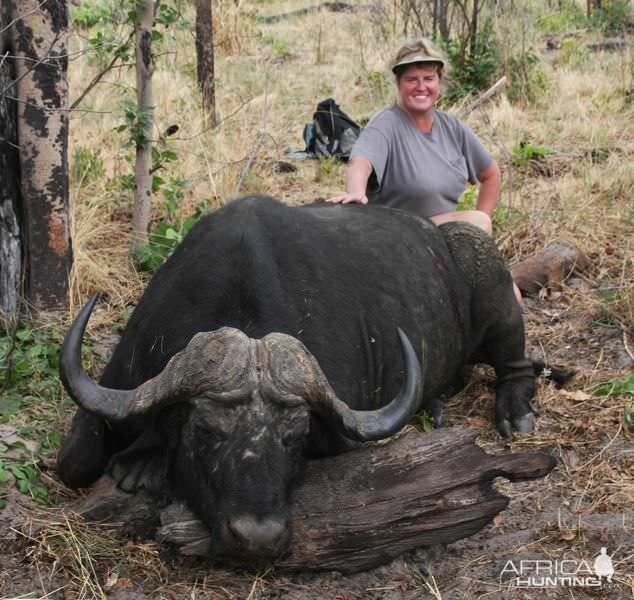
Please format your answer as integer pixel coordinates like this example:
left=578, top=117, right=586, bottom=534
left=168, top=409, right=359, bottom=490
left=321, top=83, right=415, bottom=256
left=327, top=156, right=372, bottom=205
left=326, top=192, right=368, bottom=204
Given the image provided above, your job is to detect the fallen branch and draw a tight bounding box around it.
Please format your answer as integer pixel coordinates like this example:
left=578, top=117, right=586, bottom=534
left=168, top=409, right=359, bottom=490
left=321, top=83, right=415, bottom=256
left=623, top=330, right=634, bottom=364
left=258, top=2, right=367, bottom=24
left=71, top=428, right=555, bottom=574
left=457, top=77, right=507, bottom=120
left=587, top=38, right=629, bottom=52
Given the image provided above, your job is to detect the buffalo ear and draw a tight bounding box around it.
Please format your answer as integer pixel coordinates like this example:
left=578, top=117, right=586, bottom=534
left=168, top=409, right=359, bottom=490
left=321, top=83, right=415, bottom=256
left=304, top=415, right=361, bottom=458
left=108, top=428, right=169, bottom=494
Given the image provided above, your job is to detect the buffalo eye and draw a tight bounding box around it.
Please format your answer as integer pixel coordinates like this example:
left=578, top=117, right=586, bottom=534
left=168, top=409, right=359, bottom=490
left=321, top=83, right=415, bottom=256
left=281, top=431, right=297, bottom=448
left=193, top=422, right=226, bottom=449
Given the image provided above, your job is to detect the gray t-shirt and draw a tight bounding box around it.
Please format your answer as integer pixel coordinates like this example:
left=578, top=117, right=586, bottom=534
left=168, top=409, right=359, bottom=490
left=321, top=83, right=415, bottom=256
left=350, top=105, right=492, bottom=218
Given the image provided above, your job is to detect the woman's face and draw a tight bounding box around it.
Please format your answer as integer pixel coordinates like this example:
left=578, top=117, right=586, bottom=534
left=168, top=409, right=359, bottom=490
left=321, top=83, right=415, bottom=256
left=396, top=64, right=440, bottom=116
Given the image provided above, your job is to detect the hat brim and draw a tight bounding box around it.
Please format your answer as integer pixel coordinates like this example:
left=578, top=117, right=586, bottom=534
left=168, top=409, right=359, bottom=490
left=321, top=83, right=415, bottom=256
left=391, top=57, right=445, bottom=73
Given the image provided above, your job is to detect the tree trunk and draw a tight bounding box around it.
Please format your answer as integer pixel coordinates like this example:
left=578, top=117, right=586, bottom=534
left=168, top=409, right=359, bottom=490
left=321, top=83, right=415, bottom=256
left=131, top=0, right=155, bottom=248
left=71, top=428, right=556, bottom=574
left=469, top=0, right=480, bottom=57
left=0, top=5, right=22, bottom=316
left=196, top=0, right=216, bottom=128
left=438, top=0, right=450, bottom=39
left=5, top=0, right=72, bottom=312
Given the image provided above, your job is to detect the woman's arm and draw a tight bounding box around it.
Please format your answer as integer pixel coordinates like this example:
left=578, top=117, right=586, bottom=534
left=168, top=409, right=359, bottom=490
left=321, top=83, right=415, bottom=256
left=476, top=159, right=501, bottom=217
left=327, top=156, right=373, bottom=204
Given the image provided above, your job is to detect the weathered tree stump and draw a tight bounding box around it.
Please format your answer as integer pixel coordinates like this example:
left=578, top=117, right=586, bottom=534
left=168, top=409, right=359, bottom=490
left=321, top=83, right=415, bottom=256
left=511, top=242, right=589, bottom=295
left=71, top=428, right=555, bottom=574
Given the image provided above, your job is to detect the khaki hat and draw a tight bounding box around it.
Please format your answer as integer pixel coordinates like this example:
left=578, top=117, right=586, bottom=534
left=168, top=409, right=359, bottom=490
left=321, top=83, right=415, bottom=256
left=391, top=39, right=447, bottom=74
left=391, top=50, right=445, bottom=73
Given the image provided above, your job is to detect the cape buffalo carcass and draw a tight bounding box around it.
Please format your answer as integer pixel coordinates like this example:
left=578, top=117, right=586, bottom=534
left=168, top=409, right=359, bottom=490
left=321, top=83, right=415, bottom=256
left=58, top=195, right=536, bottom=563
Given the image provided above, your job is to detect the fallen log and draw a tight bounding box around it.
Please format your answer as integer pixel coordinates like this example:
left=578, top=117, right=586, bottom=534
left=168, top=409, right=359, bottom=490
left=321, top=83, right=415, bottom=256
left=258, top=2, right=369, bottom=24
left=72, top=428, right=555, bottom=574
left=511, top=242, right=590, bottom=295
left=587, top=38, right=629, bottom=52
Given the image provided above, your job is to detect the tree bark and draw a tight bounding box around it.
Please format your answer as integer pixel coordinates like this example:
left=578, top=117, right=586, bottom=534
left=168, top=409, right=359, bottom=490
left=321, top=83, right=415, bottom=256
left=71, top=428, right=556, bottom=574
left=196, top=0, right=216, bottom=128
left=5, top=0, right=72, bottom=312
left=438, top=0, right=449, bottom=40
left=0, top=6, right=22, bottom=316
left=469, top=0, right=480, bottom=56
left=131, top=0, right=155, bottom=248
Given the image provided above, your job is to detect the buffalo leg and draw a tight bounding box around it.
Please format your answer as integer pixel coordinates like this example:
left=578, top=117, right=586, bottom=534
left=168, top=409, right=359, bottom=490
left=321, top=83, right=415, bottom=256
left=57, top=408, right=108, bottom=488
left=439, top=222, right=536, bottom=436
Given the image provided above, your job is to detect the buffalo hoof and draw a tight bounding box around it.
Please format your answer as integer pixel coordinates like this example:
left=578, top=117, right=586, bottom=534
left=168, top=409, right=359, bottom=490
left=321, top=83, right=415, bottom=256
left=430, top=398, right=444, bottom=428
left=514, top=412, right=535, bottom=433
left=495, top=377, right=537, bottom=438
left=497, top=411, right=535, bottom=438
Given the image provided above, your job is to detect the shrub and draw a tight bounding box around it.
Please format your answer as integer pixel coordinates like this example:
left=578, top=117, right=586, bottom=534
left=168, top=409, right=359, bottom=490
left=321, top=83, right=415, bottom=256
left=366, top=70, right=391, bottom=105
left=558, top=38, right=591, bottom=69
left=71, top=147, right=106, bottom=186
left=588, top=0, right=633, bottom=36
left=535, top=1, right=586, bottom=33
left=506, top=51, right=549, bottom=104
left=512, top=140, right=551, bottom=167
left=0, top=323, right=66, bottom=507
left=440, top=24, right=499, bottom=105
left=70, top=0, right=119, bottom=28
left=134, top=191, right=204, bottom=274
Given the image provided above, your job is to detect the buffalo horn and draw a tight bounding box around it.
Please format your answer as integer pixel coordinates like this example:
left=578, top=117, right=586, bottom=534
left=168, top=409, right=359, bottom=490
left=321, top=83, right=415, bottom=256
left=60, top=296, right=254, bottom=420
left=310, top=328, right=423, bottom=441
left=59, top=295, right=145, bottom=419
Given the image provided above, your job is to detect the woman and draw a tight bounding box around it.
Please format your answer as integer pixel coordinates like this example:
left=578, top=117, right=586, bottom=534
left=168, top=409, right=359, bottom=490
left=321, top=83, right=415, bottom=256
left=329, top=38, right=522, bottom=302
left=328, top=38, right=500, bottom=234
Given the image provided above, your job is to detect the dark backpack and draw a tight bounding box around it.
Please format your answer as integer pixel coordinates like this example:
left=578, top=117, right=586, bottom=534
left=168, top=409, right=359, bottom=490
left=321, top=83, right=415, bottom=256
left=304, top=98, right=361, bottom=160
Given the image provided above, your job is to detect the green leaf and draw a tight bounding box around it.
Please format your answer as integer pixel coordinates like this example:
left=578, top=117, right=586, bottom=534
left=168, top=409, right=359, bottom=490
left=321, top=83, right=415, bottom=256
left=10, top=465, right=25, bottom=480
left=152, top=175, right=165, bottom=193
left=0, top=395, right=22, bottom=416
left=418, top=413, right=433, bottom=433
left=16, top=329, right=33, bottom=341
left=164, top=227, right=180, bottom=241
left=160, top=149, right=177, bottom=162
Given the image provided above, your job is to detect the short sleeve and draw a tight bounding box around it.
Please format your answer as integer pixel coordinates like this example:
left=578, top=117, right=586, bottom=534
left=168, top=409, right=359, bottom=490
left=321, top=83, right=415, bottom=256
left=459, top=122, right=492, bottom=184
left=350, top=125, right=390, bottom=187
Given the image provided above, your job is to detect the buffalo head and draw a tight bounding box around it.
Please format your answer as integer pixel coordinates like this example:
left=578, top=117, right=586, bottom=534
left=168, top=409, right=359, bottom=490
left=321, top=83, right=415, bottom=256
left=60, top=296, right=422, bottom=562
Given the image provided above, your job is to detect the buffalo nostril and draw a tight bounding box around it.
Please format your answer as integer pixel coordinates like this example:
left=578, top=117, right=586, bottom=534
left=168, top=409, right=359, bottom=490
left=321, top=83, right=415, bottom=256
left=227, top=515, right=288, bottom=556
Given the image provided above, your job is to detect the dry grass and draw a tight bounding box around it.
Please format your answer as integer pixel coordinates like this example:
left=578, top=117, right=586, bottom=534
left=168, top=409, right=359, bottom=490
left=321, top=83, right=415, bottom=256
left=11, top=0, right=631, bottom=597
left=16, top=511, right=167, bottom=599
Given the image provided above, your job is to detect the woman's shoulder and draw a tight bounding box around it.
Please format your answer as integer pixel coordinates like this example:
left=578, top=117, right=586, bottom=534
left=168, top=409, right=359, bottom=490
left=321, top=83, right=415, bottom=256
left=366, top=104, right=404, bottom=129
left=434, top=109, right=466, bottom=131
left=434, top=109, right=480, bottom=142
